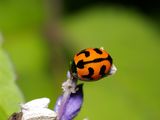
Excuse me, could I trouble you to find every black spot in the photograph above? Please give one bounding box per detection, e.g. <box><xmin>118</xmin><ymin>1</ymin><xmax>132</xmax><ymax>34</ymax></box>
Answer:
<box><xmin>82</xmin><ymin>67</ymin><xmax>94</xmax><ymax>79</ymax></box>
<box><xmin>92</xmin><ymin>58</ymin><xmax>106</xmax><ymax>63</ymax></box>
<box><xmin>77</xmin><ymin>60</ymin><xmax>85</xmax><ymax>69</ymax></box>
<box><xmin>77</xmin><ymin>49</ymin><xmax>90</xmax><ymax>57</ymax></box>
<box><xmin>93</xmin><ymin>48</ymin><xmax>103</xmax><ymax>54</ymax></box>
<box><xmin>77</xmin><ymin>57</ymin><xmax>112</xmax><ymax>68</ymax></box>
<box><xmin>107</xmin><ymin>54</ymin><xmax>113</xmax><ymax>64</ymax></box>
<box><xmin>76</xmin><ymin>55</ymin><xmax>112</xmax><ymax>69</ymax></box>
<box><xmin>99</xmin><ymin>65</ymin><xmax>106</xmax><ymax>77</ymax></box>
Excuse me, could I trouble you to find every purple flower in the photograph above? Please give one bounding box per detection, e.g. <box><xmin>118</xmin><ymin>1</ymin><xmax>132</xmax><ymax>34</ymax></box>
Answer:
<box><xmin>54</xmin><ymin>84</ymin><xmax>83</xmax><ymax>120</ymax></box>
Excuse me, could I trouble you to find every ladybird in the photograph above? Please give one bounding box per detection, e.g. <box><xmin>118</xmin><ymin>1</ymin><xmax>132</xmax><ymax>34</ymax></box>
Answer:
<box><xmin>70</xmin><ymin>48</ymin><xmax>113</xmax><ymax>81</ymax></box>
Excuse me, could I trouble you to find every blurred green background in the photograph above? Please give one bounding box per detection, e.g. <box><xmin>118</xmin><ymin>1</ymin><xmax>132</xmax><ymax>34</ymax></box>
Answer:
<box><xmin>0</xmin><ymin>0</ymin><xmax>160</xmax><ymax>119</ymax></box>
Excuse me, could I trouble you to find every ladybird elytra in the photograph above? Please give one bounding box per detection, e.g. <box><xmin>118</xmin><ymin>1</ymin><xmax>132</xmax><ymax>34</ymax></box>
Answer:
<box><xmin>70</xmin><ymin>48</ymin><xmax>113</xmax><ymax>81</ymax></box>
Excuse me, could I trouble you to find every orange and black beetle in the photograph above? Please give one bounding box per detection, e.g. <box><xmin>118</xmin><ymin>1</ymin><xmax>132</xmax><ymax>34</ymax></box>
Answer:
<box><xmin>70</xmin><ymin>48</ymin><xmax>113</xmax><ymax>81</ymax></box>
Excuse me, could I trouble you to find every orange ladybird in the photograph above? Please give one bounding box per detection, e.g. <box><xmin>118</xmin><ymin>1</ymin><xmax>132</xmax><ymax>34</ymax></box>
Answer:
<box><xmin>70</xmin><ymin>48</ymin><xmax>113</xmax><ymax>81</ymax></box>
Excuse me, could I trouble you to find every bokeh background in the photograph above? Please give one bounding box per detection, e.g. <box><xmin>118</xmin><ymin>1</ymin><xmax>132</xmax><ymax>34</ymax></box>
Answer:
<box><xmin>0</xmin><ymin>0</ymin><xmax>160</xmax><ymax>119</ymax></box>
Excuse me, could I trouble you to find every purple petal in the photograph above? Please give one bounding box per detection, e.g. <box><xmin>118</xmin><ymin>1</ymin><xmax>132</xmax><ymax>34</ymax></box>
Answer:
<box><xmin>54</xmin><ymin>95</ymin><xmax>63</xmax><ymax>113</ymax></box>
<box><xmin>54</xmin><ymin>84</ymin><xmax>83</xmax><ymax>120</ymax></box>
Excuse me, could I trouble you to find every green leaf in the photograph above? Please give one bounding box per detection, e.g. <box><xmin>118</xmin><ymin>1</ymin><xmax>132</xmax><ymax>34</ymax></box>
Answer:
<box><xmin>0</xmin><ymin>47</ymin><xmax>24</xmax><ymax>119</ymax></box>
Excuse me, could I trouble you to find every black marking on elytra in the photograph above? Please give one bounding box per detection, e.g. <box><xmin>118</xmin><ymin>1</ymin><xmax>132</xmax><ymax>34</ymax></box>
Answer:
<box><xmin>77</xmin><ymin>60</ymin><xmax>85</xmax><ymax>68</ymax></box>
<box><xmin>82</xmin><ymin>67</ymin><xmax>94</xmax><ymax>79</ymax></box>
<box><xmin>77</xmin><ymin>49</ymin><xmax>90</xmax><ymax>57</ymax></box>
<box><xmin>99</xmin><ymin>65</ymin><xmax>106</xmax><ymax>77</ymax></box>
<box><xmin>76</xmin><ymin>55</ymin><xmax>112</xmax><ymax>69</ymax></box>
<box><xmin>93</xmin><ymin>48</ymin><xmax>103</xmax><ymax>54</ymax></box>
<box><xmin>107</xmin><ymin>54</ymin><xmax>113</xmax><ymax>64</ymax></box>
<box><xmin>92</xmin><ymin>58</ymin><xmax>106</xmax><ymax>63</ymax></box>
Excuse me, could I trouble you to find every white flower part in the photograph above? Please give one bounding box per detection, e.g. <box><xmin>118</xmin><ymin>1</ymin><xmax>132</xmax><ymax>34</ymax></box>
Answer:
<box><xmin>21</xmin><ymin>98</ymin><xmax>57</xmax><ymax>120</ymax></box>
<box><xmin>108</xmin><ymin>64</ymin><xmax>117</xmax><ymax>75</ymax></box>
<box><xmin>62</xmin><ymin>79</ymin><xmax>76</xmax><ymax>93</ymax></box>
<box><xmin>21</xmin><ymin>98</ymin><xmax>50</xmax><ymax>112</ymax></box>
<box><xmin>62</xmin><ymin>71</ymin><xmax>77</xmax><ymax>93</ymax></box>
<box><xmin>67</xmin><ymin>70</ymin><xmax>71</xmax><ymax>79</ymax></box>
<box><xmin>100</xmin><ymin>47</ymin><xmax>104</xmax><ymax>50</ymax></box>
<box><xmin>22</xmin><ymin>108</ymin><xmax>57</xmax><ymax>120</ymax></box>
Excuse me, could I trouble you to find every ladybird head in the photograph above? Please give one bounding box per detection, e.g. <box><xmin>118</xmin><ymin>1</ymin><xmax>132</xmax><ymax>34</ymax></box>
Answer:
<box><xmin>69</xmin><ymin>60</ymin><xmax>78</xmax><ymax>79</ymax></box>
